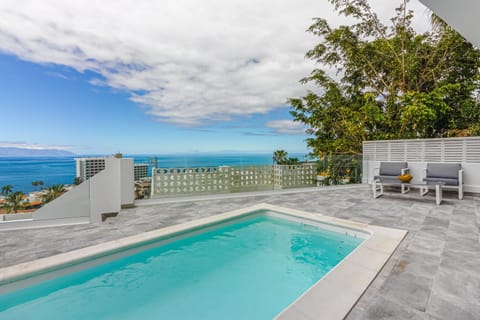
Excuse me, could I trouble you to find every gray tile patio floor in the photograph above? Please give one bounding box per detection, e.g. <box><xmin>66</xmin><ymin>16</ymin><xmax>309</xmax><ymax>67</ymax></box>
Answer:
<box><xmin>1</xmin><ymin>185</ymin><xmax>479</xmax><ymax>319</ymax></box>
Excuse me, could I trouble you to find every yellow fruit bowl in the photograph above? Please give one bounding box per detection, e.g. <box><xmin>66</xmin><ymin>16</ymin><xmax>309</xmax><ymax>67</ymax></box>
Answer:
<box><xmin>398</xmin><ymin>174</ymin><xmax>413</xmax><ymax>183</ymax></box>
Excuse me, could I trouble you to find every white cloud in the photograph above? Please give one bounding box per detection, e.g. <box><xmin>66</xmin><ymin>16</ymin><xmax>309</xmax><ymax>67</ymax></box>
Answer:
<box><xmin>45</xmin><ymin>71</ymin><xmax>69</xmax><ymax>80</ymax></box>
<box><xmin>0</xmin><ymin>0</ymin><xmax>430</xmax><ymax>126</ymax></box>
<box><xmin>265</xmin><ymin>120</ymin><xmax>306</xmax><ymax>135</ymax></box>
<box><xmin>0</xmin><ymin>141</ymin><xmax>74</xmax><ymax>150</ymax></box>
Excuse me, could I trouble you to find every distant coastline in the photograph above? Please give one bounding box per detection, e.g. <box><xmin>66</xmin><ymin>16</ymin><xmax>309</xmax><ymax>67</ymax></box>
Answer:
<box><xmin>0</xmin><ymin>147</ymin><xmax>75</xmax><ymax>157</ymax></box>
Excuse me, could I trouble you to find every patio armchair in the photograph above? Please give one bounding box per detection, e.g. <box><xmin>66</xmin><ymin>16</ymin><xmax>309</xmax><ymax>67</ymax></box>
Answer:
<box><xmin>423</xmin><ymin>163</ymin><xmax>463</xmax><ymax>200</ymax></box>
<box><xmin>373</xmin><ymin>162</ymin><xmax>409</xmax><ymax>193</ymax></box>
<box><xmin>374</xmin><ymin>162</ymin><xmax>409</xmax><ymax>181</ymax></box>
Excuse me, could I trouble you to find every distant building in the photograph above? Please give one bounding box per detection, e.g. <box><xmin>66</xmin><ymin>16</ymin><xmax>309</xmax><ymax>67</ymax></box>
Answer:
<box><xmin>75</xmin><ymin>157</ymin><xmax>106</xmax><ymax>181</ymax></box>
<box><xmin>134</xmin><ymin>163</ymin><xmax>149</xmax><ymax>181</ymax></box>
<box><xmin>76</xmin><ymin>156</ymin><xmax>146</xmax><ymax>182</ymax></box>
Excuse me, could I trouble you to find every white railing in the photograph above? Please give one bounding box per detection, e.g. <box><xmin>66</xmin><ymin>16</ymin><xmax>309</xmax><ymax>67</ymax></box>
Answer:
<box><xmin>274</xmin><ymin>164</ymin><xmax>317</xmax><ymax>189</ymax></box>
<box><xmin>152</xmin><ymin>167</ymin><xmax>232</xmax><ymax>195</ymax></box>
<box><xmin>363</xmin><ymin>136</ymin><xmax>480</xmax><ymax>192</ymax></box>
<box><xmin>151</xmin><ymin>164</ymin><xmax>317</xmax><ymax>197</ymax></box>
<box><xmin>230</xmin><ymin>165</ymin><xmax>274</xmax><ymax>192</ymax></box>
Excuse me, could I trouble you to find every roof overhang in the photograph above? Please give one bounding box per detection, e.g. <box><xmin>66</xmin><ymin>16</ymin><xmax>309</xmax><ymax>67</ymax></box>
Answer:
<box><xmin>419</xmin><ymin>0</ymin><xmax>480</xmax><ymax>47</ymax></box>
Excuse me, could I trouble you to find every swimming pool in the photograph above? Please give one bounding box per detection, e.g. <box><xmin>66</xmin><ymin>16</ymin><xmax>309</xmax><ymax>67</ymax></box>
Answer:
<box><xmin>0</xmin><ymin>204</ymin><xmax>406</xmax><ymax>319</ymax></box>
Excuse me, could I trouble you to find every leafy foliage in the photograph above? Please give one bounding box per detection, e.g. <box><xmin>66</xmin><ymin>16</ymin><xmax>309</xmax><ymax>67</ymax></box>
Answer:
<box><xmin>289</xmin><ymin>0</ymin><xmax>480</xmax><ymax>156</ymax></box>
<box><xmin>317</xmin><ymin>154</ymin><xmax>362</xmax><ymax>185</ymax></box>
<box><xmin>31</xmin><ymin>180</ymin><xmax>44</xmax><ymax>191</ymax></box>
<box><xmin>272</xmin><ymin>150</ymin><xmax>300</xmax><ymax>165</ymax></box>
<box><xmin>42</xmin><ymin>184</ymin><xmax>66</xmax><ymax>204</ymax></box>
<box><xmin>5</xmin><ymin>191</ymin><xmax>26</xmax><ymax>213</ymax></box>
<box><xmin>1</xmin><ymin>185</ymin><xmax>13</xmax><ymax>196</ymax></box>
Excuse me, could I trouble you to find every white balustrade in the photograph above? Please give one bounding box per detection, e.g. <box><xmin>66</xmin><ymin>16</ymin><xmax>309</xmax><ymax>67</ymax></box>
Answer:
<box><xmin>151</xmin><ymin>163</ymin><xmax>317</xmax><ymax>197</ymax></box>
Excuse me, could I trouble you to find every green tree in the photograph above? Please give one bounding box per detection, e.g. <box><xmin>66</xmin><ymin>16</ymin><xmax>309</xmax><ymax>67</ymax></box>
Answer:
<box><xmin>272</xmin><ymin>150</ymin><xmax>300</xmax><ymax>165</ymax></box>
<box><xmin>289</xmin><ymin>0</ymin><xmax>480</xmax><ymax>156</ymax></box>
<box><xmin>41</xmin><ymin>185</ymin><xmax>66</xmax><ymax>204</ymax></box>
<box><xmin>284</xmin><ymin>157</ymin><xmax>300</xmax><ymax>165</ymax></box>
<box><xmin>273</xmin><ymin>150</ymin><xmax>288</xmax><ymax>164</ymax></box>
<box><xmin>5</xmin><ymin>191</ymin><xmax>26</xmax><ymax>213</ymax></box>
<box><xmin>1</xmin><ymin>185</ymin><xmax>13</xmax><ymax>196</ymax></box>
<box><xmin>318</xmin><ymin>154</ymin><xmax>362</xmax><ymax>185</ymax></box>
<box><xmin>32</xmin><ymin>180</ymin><xmax>44</xmax><ymax>191</ymax></box>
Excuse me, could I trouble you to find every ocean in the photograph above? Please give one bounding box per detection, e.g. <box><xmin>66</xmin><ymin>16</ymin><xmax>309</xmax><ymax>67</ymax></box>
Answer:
<box><xmin>0</xmin><ymin>153</ymin><xmax>307</xmax><ymax>194</ymax></box>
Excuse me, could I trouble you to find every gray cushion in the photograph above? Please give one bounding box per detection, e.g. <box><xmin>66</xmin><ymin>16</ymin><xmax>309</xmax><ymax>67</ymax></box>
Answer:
<box><xmin>426</xmin><ymin>163</ymin><xmax>461</xmax><ymax>179</ymax></box>
<box><xmin>424</xmin><ymin>177</ymin><xmax>459</xmax><ymax>186</ymax></box>
<box><xmin>374</xmin><ymin>176</ymin><xmax>402</xmax><ymax>183</ymax></box>
<box><xmin>379</xmin><ymin>162</ymin><xmax>408</xmax><ymax>176</ymax></box>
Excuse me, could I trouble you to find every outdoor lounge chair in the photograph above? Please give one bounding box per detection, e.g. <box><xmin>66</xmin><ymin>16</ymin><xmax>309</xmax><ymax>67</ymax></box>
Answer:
<box><xmin>373</xmin><ymin>162</ymin><xmax>409</xmax><ymax>182</ymax></box>
<box><xmin>373</xmin><ymin>162</ymin><xmax>409</xmax><ymax>193</ymax></box>
<box><xmin>423</xmin><ymin>163</ymin><xmax>463</xmax><ymax>200</ymax></box>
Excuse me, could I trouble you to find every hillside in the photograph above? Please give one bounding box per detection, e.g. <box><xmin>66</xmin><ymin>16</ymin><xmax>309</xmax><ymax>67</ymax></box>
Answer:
<box><xmin>0</xmin><ymin>147</ymin><xmax>75</xmax><ymax>157</ymax></box>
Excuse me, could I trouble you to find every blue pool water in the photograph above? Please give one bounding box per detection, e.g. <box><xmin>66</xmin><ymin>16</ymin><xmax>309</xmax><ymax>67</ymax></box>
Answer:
<box><xmin>0</xmin><ymin>215</ymin><xmax>363</xmax><ymax>320</ymax></box>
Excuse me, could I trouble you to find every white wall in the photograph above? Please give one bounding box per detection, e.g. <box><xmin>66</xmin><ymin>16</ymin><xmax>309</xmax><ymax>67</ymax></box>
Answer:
<box><xmin>35</xmin><ymin>181</ymin><xmax>91</xmax><ymax>221</ymax></box>
<box><xmin>0</xmin><ymin>157</ymin><xmax>135</xmax><ymax>230</ymax></box>
<box><xmin>89</xmin><ymin>157</ymin><xmax>121</xmax><ymax>222</ymax></box>
<box><xmin>88</xmin><ymin>157</ymin><xmax>135</xmax><ymax>222</ymax></box>
<box><xmin>0</xmin><ymin>182</ymin><xmax>91</xmax><ymax>230</ymax></box>
<box><xmin>120</xmin><ymin>158</ymin><xmax>135</xmax><ymax>206</ymax></box>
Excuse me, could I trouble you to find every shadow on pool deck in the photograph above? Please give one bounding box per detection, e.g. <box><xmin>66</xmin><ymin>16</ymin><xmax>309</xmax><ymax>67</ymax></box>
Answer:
<box><xmin>1</xmin><ymin>185</ymin><xmax>479</xmax><ymax>319</ymax></box>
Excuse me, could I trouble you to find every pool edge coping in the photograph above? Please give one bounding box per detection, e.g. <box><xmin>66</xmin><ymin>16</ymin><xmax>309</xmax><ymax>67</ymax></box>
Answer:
<box><xmin>0</xmin><ymin>203</ymin><xmax>407</xmax><ymax>320</ymax></box>
<box><xmin>274</xmin><ymin>207</ymin><xmax>407</xmax><ymax>319</ymax></box>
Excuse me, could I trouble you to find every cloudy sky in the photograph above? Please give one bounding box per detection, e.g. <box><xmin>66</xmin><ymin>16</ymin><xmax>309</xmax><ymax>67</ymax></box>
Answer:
<box><xmin>0</xmin><ymin>0</ymin><xmax>430</xmax><ymax>155</ymax></box>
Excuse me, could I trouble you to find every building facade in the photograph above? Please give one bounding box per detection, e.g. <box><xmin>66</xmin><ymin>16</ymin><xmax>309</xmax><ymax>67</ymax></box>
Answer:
<box><xmin>134</xmin><ymin>163</ymin><xmax>149</xmax><ymax>181</ymax></box>
<box><xmin>75</xmin><ymin>157</ymin><xmax>106</xmax><ymax>181</ymax></box>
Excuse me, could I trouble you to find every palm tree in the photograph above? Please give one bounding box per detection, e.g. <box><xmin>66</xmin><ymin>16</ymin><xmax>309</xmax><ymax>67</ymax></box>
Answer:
<box><xmin>1</xmin><ymin>185</ymin><xmax>13</xmax><ymax>196</ymax></box>
<box><xmin>273</xmin><ymin>150</ymin><xmax>288</xmax><ymax>165</ymax></box>
<box><xmin>32</xmin><ymin>180</ymin><xmax>45</xmax><ymax>191</ymax></box>
<box><xmin>51</xmin><ymin>184</ymin><xmax>66</xmax><ymax>193</ymax></box>
<box><xmin>42</xmin><ymin>185</ymin><xmax>66</xmax><ymax>204</ymax></box>
<box><xmin>5</xmin><ymin>191</ymin><xmax>26</xmax><ymax>213</ymax></box>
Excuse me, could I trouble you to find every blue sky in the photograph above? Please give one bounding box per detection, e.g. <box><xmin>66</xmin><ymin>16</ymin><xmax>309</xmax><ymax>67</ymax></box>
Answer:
<box><xmin>0</xmin><ymin>54</ymin><xmax>309</xmax><ymax>155</ymax></box>
<box><xmin>0</xmin><ymin>0</ymin><xmax>428</xmax><ymax>156</ymax></box>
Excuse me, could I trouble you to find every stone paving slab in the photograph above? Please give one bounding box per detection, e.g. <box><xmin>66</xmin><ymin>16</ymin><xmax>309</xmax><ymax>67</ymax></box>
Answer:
<box><xmin>1</xmin><ymin>185</ymin><xmax>479</xmax><ymax>319</ymax></box>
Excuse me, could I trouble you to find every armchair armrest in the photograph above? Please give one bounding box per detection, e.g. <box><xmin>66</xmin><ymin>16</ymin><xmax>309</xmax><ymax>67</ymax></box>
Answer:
<box><xmin>374</xmin><ymin>167</ymin><xmax>380</xmax><ymax>175</ymax></box>
<box><xmin>458</xmin><ymin>169</ymin><xmax>464</xmax><ymax>200</ymax></box>
<box><xmin>401</xmin><ymin>168</ymin><xmax>409</xmax><ymax>175</ymax></box>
